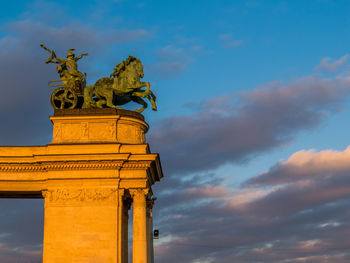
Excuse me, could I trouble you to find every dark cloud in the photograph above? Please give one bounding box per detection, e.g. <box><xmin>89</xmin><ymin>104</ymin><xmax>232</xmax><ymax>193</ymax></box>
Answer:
<box><xmin>0</xmin><ymin>13</ymin><xmax>152</xmax><ymax>262</ymax></box>
<box><xmin>0</xmin><ymin>17</ymin><xmax>153</xmax><ymax>145</ymax></box>
<box><xmin>2</xmin><ymin>6</ymin><xmax>350</xmax><ymax>263</ymax></box>
<box><xmin>0</xmin><ymin>199</ymin><xmax>43</xmax><ymax>263</ymax></box>
<box><xmin>149</xmin><ymin>75</ymin><xmax>350</xmax><ymax>176</ymax></box>
<box><xmin>154</xmin><ymin>193</ymin><xmax>350</xmax><ymax>262</ymax></box>
<box><xmin>152</xmin><ymin>147</ymin><xmax>350</xmax><ymax>262</ymax></box>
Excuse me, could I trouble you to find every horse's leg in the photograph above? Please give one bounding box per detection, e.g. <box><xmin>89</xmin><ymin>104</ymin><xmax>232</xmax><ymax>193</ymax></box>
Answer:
<box><xmin>148</xmin><ymin>91</ymin><xmax>157</xmax><ymax>111</ymax></box>
<box><xmin>82</xmin><ymin>85</ymin><xmax>96</xmax><ymax>108</ymax></box>
<box><xmin>132</xmin><ymin>88</ymin><xmax>148</xmax><ymax>98</ymax></box>
<box><xmin>132</xmin><ymin>96</ymin><xmax>148</xmax><ymax>113</ymax></box>
<box><xmin>96</xmin><ymin>98</ymin><xmax>106</xmax><ymax>108</ymax></box>
<box><xmin>131</xmin><ymin>89</ymin><xmax>157</xmax><ymax>111</ymax></box>
<box><xmin>104</xmin><ymin>90</ymin><xmax>118</xmax><ymax>108</ymax></box>
<box><xmin>143</xmin><ymin>82</ymin><xmax>150</xmax><ymax>94</ymax></box>
<box><xmin>132</xmin><ymin>82</ymin><xmax>150</xmax><ymax>97</ymax></box>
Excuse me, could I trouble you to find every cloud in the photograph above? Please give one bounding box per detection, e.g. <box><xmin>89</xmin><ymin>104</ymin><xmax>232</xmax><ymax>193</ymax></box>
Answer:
<box><xmin>314</xmin><ymin>55</ymin><xmax>349</xmax><ymax>72</ymax></box>
<box><xmin>149</xmin><ymin>69</ymin><xmax>350</xmax><ymax>261</ymax></box>
<box><xmin>0</xmin><ymin>16</ymin><xmax>153</xmax><ymax>145</ymax></box>
<box><xmin>240</xmin><ymin>146</ymin><xmax>350</xmax><ymax>217</ymax></box>
<box><xmin>2</xmin><ymin>5</ymin><xmax>350</xmax><ymax>263</ymax></box>
<box><xmin>246</xmin><ymin>146</ymin><xmax>350</xmax><ymax>187</ymax></box>
<box><xmin>0</xmin><ymin>15</ymin><xmax>152</xmax><ymax>262</ymax></box>
<box><xmin>152</xmin><ymin>145</ymin><xmax>350</xmax><ymax>263</ymax></box>
<box><xmin>219</xmin><ymin>33</ymin><xmax>243</xmax><ymax>48</ymax></box>
<box><xmin>148</xmin><ymin>45</ymin><xmax>193</xmax><ymax>79</ymax></box>
<box><xmin>149</xmin><ymin>74</ymin><xmax>350</xmax><ymax>176</ymax></box>
<box><xmin>0</xmin><ymin>200</ymin><xmax>43</xmax><ymax>263</ymax></box>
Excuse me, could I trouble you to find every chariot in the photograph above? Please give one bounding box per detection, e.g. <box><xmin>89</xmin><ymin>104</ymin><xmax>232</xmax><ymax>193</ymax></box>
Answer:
<box><xmin>49</xmin><ymin>75</ymin><xmax>86</xmax><ymax>109</ymax></box>
<box><xmin>42</xmin><ymin>44</ymin><xmax>157</xmax><ymax>113</ymax></box>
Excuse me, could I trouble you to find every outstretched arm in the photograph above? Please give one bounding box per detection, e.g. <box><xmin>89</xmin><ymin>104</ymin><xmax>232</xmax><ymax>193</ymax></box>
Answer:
<box><xmin>40</xmin><ymin>44</ymin><xmax>63</xmax><ymax>64</ymax></box>
<box><xmin>75</xmin><ymin>53</ymin><xmax>88</xmax><ymax>61</ymax></box>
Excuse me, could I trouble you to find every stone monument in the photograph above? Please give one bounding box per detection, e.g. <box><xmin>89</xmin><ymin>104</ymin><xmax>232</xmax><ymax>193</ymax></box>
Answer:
<box><xmin>0</xmin><ymin>47</ymin><xmax>163</xmax><ymax>263</ymax></box>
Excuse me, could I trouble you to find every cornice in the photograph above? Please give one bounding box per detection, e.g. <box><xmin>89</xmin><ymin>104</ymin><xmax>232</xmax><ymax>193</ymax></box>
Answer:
<box><xmin>0</xmin><ymin>160</ymin><xmax>124</xmax><ymax>172</ymax></box>
<box><xmin>0</xmin><ymin>159</ymin><xmax>155</xmax><ymax>173</ymax></box>
<box><xmin>121</xmin><ymin>161</ymin><xmax>152</xmax><ymax>170</ymax></box>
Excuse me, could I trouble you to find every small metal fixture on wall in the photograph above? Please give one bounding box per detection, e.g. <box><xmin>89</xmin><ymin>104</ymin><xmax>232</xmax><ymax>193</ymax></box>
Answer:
<box><xmin>153</xmin><ymin>229</ymin><xmax>159</xmax><ymax>239</ymax></box>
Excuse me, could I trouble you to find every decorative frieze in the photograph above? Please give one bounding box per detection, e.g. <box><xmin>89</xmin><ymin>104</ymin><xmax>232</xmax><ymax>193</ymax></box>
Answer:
<box><xmin>0</xmin><ymin>160</ymin><xmax>124</xmax><ymax>172</ymax></box>
<box><xmin>122</xmin><ymin>161</ymin><xmax>152</xmax><ymax>170</ymax></box>
<box><xmin>43</xmin><ymin>188</ymin><xmax>118</xmax><ymax>204</ymax></box>
<box><xmin>52</xmin><ymin>118</ymin><xmax>118</xmax><ymax>144</ymax></box>
<box><xmin>50</xmin><ymin>114</ymin><xmax>148</xmax><ymax>145</ymax></box>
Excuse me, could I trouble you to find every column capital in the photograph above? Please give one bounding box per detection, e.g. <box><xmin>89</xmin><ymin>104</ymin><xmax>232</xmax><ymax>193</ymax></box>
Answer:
<box><xmin>42</xmin><ymin>190</ymin><xmax>49</xmax><ymax>199</ymax></box>
<box><xmin>146</xmin><ymin>197</ymin><xmax>156</xmax><ymax>209</ymax></box>
<box><xmin>130</xmin><ymin>188</ymin><xmax>150</xmax><ymax>199</ymax></box>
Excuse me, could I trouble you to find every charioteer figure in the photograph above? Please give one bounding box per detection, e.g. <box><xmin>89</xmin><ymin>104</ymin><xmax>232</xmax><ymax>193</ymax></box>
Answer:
<box><xmin>41</xmin><ymin>45</ymin><xmax>157</xmax><ymax>113</ymax></box>
<box><xmin>41</xmin><ymin>44</ymin><xmax>88</xmax><ymax>109</ymax></box>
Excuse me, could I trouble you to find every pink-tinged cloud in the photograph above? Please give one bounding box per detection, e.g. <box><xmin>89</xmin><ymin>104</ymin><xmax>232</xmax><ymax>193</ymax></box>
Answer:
<box><xmin>152</xmin><ymin>143</ymin><xmax>350</xmax><ymax>263</ymax></box>
<box><xmin>149</xmin><ymin>74</ymin><xmax>350</xmax><ymax>175</ymax></box>
<box><xmin>236</xmin><ymin>146</ymin><xmax>350</xmax><ymax>219</ymax></box>
<box><xmin>314</xmin><ymin>54</ymin><xmax>349</xmax><ymax>72</ymax></box>
<box><xmin>246</xmin><ymin>146</ymin><xmax>350</xmax><ymax>186</ymax></box>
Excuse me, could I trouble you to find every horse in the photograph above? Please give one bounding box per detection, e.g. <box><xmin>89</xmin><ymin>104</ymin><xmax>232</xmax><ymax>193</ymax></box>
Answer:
<box><xmin>83</xmin><ymin>56</ymin><xmax>157</xmax><ymax>113</ymax></box>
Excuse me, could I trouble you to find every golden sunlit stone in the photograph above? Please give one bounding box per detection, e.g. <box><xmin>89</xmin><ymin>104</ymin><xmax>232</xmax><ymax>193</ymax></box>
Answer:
<box><xmin>0</xmin><ymin>109</ymin><xmax>163</xmax><ymax>263</ymax></box>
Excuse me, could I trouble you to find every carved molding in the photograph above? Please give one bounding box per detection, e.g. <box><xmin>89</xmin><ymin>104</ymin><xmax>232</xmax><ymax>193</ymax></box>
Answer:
<box><xmin>43</xmin><ymin>188</ymin><xmax>118</xmax><ymax>204</ymax></box>
<box><xmin>0</xmin><ymin>159</ymin><xmax>155</xmax><ymax>174</ymax></box>
<box><xmin>122</xmin><ymin>161</ymin><xmax>152</xmax><ymax>170</ymax></box>
<box><xmin>0</xmin><ymin>160</ymin><xmax>124</xmax><ymax>172</ymax></box>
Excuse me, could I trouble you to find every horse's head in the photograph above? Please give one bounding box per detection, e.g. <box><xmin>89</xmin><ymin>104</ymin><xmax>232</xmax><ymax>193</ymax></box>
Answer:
<box><xmin>114</xmin><ymin>57</ymin><xmax>144</xmax><ymax>84</ymax></box>
<box><xmin>133</xmin><ymin>59</ymin><xmax>144</xmax><ymax>78</ymax></box>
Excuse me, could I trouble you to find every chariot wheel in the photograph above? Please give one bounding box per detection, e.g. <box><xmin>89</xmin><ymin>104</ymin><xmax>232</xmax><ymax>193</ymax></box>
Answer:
<box><xmin>50</xmin><ymin>87</ymin><xmax>78</xmax><ymax>109</ymax></box>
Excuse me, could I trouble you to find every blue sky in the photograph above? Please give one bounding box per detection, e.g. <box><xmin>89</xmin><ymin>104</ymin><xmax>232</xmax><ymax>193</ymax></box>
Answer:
<box><xmin>1</xmin><ymin>0</ymin><xmax>350</xmax><ymax>262</ymax></box>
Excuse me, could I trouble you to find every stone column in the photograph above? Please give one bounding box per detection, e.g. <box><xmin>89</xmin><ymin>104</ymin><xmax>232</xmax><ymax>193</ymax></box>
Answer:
<box><xmin>123</xmin><ymin>192</ymin><xmax>132</xmax><ymax>263</ymax></box>
<box><xmin>146</xmin><ymin>199</ymin><xmax>155</xmax><ymax>263</ymax></box>
<box><xmin>131</xmin><ymin>189</ymin><xmax>149</xmax><ymax>263</ymax></box>
<box><xmin>118</xmin><ymin>190</ymin><xmax>131</xmax><ymax>263</ymax></box>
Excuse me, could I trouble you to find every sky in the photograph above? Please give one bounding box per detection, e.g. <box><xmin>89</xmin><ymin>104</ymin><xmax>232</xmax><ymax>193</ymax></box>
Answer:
<box><xmin>1</xmin><ymin>0</ymin><xmax>350</xmax><ymax>262</ymax></box>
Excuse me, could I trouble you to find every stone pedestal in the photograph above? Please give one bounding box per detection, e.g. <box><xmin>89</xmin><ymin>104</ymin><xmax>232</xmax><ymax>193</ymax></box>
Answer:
<box><xmin>0</xmin><ymin>109</ymin><xmax>163</xmax><ymax>263</ymax></box>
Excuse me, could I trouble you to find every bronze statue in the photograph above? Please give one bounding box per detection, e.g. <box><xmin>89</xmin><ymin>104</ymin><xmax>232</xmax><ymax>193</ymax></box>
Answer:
<box><xmin>83</xmin><ymin>56</ymin><xmax>157</xmax><ymax>113</ymax></box>
<box><xmin>41</xmin><ymin>45</ymin><xmax>157</xmax><ymax>113</ymax></box>
<box><xmin>41</xmin><ymin>44</ymin><xmax>87</xmax><ymax>109</ymax></box>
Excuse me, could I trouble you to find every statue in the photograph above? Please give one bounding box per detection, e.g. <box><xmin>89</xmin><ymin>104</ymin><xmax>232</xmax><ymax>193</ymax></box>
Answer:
<box><xmin>41</xmin><ymin>44</ymin><xmax>88</xmax><ymax>109</ymax></box>
<box><xmin>83</xmin><ymin>56</ymin><xmax>157</xmax><ymax>113</ymax></box>
<box><xmin>41</xmin><ymin>45</ymin><xmax>157</xmax><ymax>113</ymax></box>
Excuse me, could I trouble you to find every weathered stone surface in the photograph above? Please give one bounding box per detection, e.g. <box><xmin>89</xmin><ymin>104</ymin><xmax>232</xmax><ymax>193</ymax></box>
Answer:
<box><xmin>50</xmin><ymin>109</ymin><xmax>148</xmax><ymax>144</ymax></box>
<box><xmin>0</xmin><ymin>110</ymin><xmax>162</xmax><ymax>263</ymax></box>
